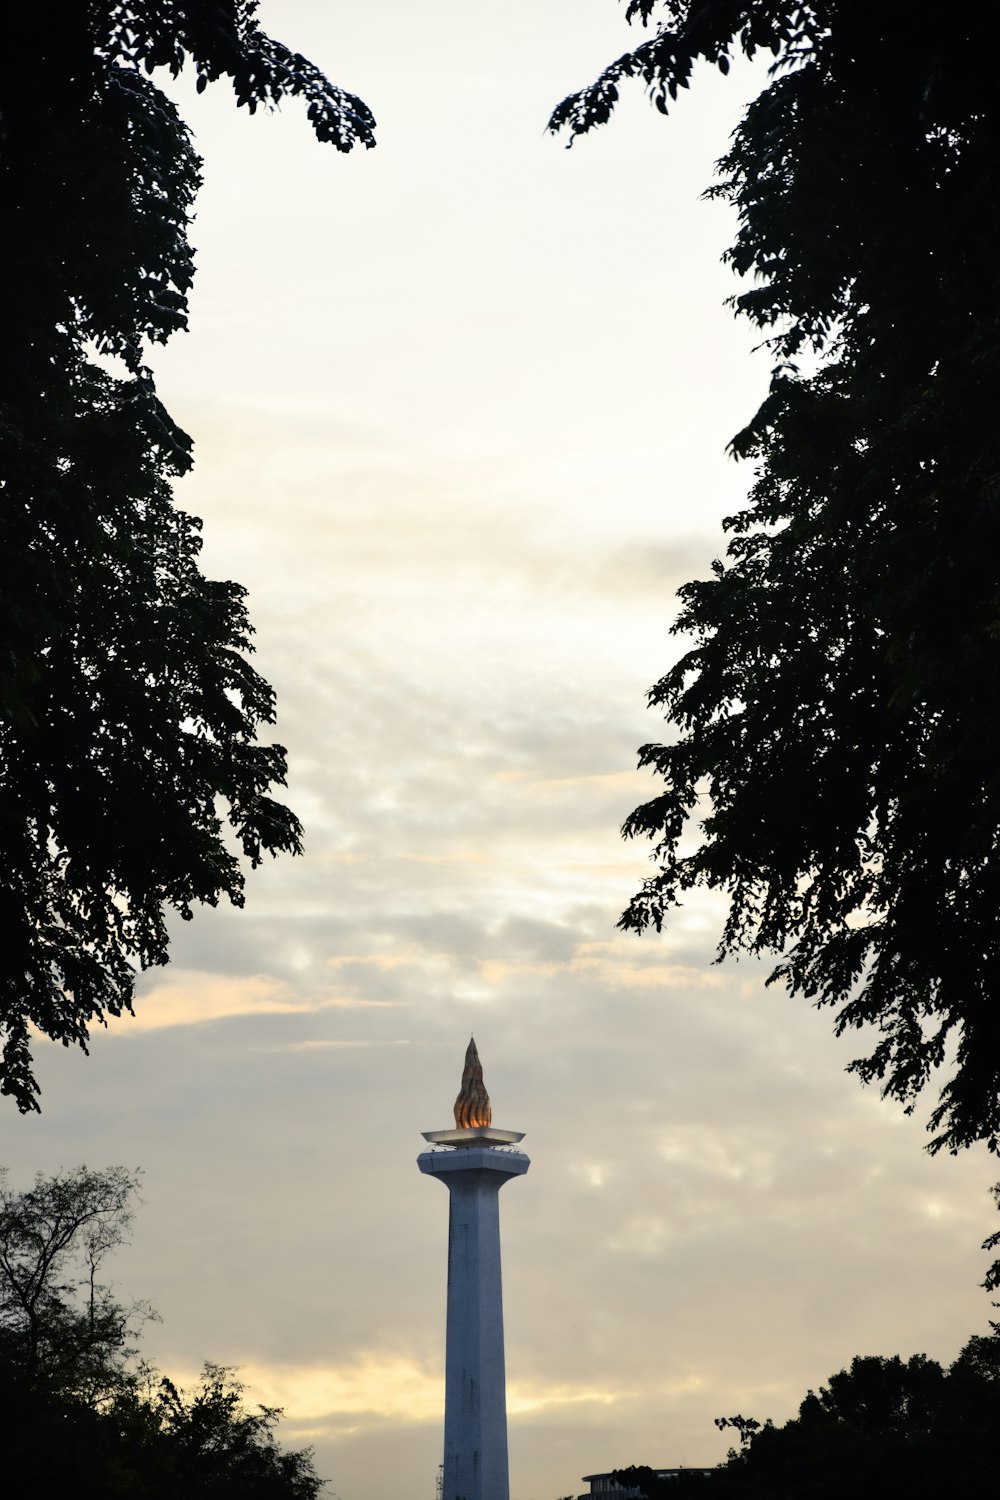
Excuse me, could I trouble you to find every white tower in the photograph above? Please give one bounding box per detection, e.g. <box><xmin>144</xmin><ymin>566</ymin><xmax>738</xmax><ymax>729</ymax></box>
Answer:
<box><xmin>419</xmin><ymin>1038</ymin><xmax>529</xmax><ymax>1500</ymax></box>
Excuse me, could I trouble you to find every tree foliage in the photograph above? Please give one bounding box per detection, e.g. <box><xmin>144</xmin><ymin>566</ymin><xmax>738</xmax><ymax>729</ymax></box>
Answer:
<box><xmin>0</xmin><ymin>1164</ymin><xmax>148</xmax><ymax>1402</ymax></box>
<box><xmin>716</xmin><ymin>1343</ymin><xmax>1000</xmax><ymax>1496</ymax></box>
<box><xmin>0</xmin><ymin>1359</ymin><xmax>325</xmax><ymax>1499</ymax></box>
<box><xmin>0</xmin><ymin>4</ymin><xmax>374</xmax><ymax>1111</ymax></box>
<box><xmin>611</xmin><ymin>1466</ymin><xmax>712</xmax><ymax>1499</ymax></box>
<box><xmin>551</xmin><ymin>2</ymin><xmax>1000</xmax><ymax>1155</ymax></box>
<box><xmin>615</xmin><ymin>1336</ymin><xmax>1000</xmax><ymax>1498</ymax></box>
<box><xmin>0</xmin><ymin>1166</ymin><xmax>323</xmax><ymax>1497</ymax></box>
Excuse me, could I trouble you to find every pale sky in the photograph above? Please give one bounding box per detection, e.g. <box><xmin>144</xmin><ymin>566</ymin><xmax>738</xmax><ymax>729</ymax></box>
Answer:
<box><xmin>9</xmin><ymin>5</ymin><xmax>998</xmax><ymax>1500</ymax></box>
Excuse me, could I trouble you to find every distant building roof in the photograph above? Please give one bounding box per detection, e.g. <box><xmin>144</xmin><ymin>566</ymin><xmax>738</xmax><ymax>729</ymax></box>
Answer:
<box><xmin>580</xmin><ymin>1470</ymin><xmax>714</xmax><ymax>1498</ymax></box>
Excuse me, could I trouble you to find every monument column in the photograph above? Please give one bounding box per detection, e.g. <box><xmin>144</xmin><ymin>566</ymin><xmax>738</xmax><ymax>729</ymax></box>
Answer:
<box><xmin>418</xmin><ymin>1039</ymin><xmax>529</xmax><ymax>1500</ymax></box>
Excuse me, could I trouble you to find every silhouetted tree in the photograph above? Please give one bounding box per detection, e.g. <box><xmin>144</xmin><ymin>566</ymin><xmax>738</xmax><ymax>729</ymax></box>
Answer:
<box><xmin>0</xmin><ymin>1166</ymin><xmax>324</xmax><ymax>1497</ymax></box>
<box><xmin>0</xmin><ymin>1165</ymin><xmax>148</xmax><ymax>1402</ymax></box>
<box><xmin>551</xmin><ymin>3</ymin><xmax>1000</xmax><ymax>1162</ymax></box>
<box><xmin>615</xmin><ymin>1334</ymin><xmax>1000</xmax><ymax>1498</ymax></box>
<box><xmin>611</xmin><ymin>1465</ymin><xmax>711</xmax><ymax>1498</ymax></box>
<box><xmin>148</xmin><ymin>1363</ymin><xmax>324</xmax><ymax>1499</ymax></box>
<box><xmin>0</xmin><ymin>1360</ymin><xmax>325</xmax><ymax>1499</ymax></box>
<box><xmin>0</xmin><ymin>4</ymin><xmax>374</xmax><ymax>1111</ymax></box>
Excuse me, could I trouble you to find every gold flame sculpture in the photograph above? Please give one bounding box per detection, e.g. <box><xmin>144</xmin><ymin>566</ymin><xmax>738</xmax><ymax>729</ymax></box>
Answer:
<box><xmin>454</xmin><ymin>1036</ymin><xmax>492</xmax><ymax>1128</ymax></box>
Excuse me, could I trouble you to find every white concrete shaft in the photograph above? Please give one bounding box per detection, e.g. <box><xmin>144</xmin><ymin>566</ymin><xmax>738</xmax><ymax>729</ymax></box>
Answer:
<box><xmin>419</xmin><ymin>1146</ymin><xmax>529</xmax><ymax>1500</ymax></box>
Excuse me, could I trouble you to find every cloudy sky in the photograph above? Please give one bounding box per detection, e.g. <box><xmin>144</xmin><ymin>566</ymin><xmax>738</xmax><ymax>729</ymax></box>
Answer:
<box><xmin>9</xmin><ymin>4</ymin><xmax>999</xmax><ymax>1498</ymax></box>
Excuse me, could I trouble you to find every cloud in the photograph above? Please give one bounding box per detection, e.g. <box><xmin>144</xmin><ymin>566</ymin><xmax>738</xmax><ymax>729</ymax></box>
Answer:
<box><xmin>15</xmin><ymin>18</ymin><xmax>999</xmax><ymax>1500</ymax></box>
<box><xmin>261</xmin><ymin>1038</ymin><xmax>422</xmax><ymax>1053</ymax></box>
<box><xmin>163</xmin><ymin>1351</ymin><xmax>705</xmax><ymax>1439</ymax></box>
<box><xmin>112</xmin><ymin>973</ymin><xmax>308</xmax><ymax>1032</ymax></box>
<box><xmin>116</xmin><ymin>971</ymin><xmax>406</xmax><ymax>1032</ymax></box>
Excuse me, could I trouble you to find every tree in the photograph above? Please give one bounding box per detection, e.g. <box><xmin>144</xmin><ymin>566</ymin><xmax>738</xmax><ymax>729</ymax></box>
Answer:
<box><xmin>550</xmin><ymin>3</ymin><xmax>1000</xmax><ymax>1157</ymax></box>
<box><xmin>0</xmin><ymin>1359</ymin><xmax>326</xmax><ymax>1499</ymax></box>
<box><xmin>0</xmin><ymin>1166</ymin><xmax>324</xmax><ymax>1498</ymax></box>
<box><xmin>613</xmin><ymin>1334</ymin><xmax>1000</xmax><ymax>1498</ymax></box>
<box><xmin>611</xmin><ymin>1466</ymin><xmax>711</xmax><ymax>1498</ymax></box>
<box><xmin>0</xmin><ymin>1165</ymin><xmax>148</xmax><ymax>1400</ymax></box>
<box><xmin>720</xmin><ymin>1342</ymin><xmax>1000</xmax><ymax>1495</ymax></box>
<box><xmin>150</xmin><ymin>1364</ymin><xmax>324</xmax><ymax>1499</ymax></box>
<box><xmin>0</xmin><ymin>4</ymin><xmax>375</xmax><ymax>1112</ymax></box>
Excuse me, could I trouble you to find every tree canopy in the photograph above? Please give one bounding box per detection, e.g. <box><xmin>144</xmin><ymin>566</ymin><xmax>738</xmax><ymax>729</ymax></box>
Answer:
<box><xmin>0</xmin><ymin>3</ymin><xmax>374</xmax><ymax>1111</ymax></box>
<box><xmin>0</xmin><ymin>1165</ymin><xmax>323</xmax><ymax>1498</ymax></box>
<box><xmin>0</xmin><ymin>1164</ymin><xmax>146</xmax><ymax>1402</ymax></box>
<box><xmin>551</xmin><ymin>2</ymin><xmax>1000</xmax><ymax>1156</ymax></box>
<box><xmin>614</xmin><ymin>1334</ymin><xmax>1000</xmax><ymax>1498</ymax></box>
